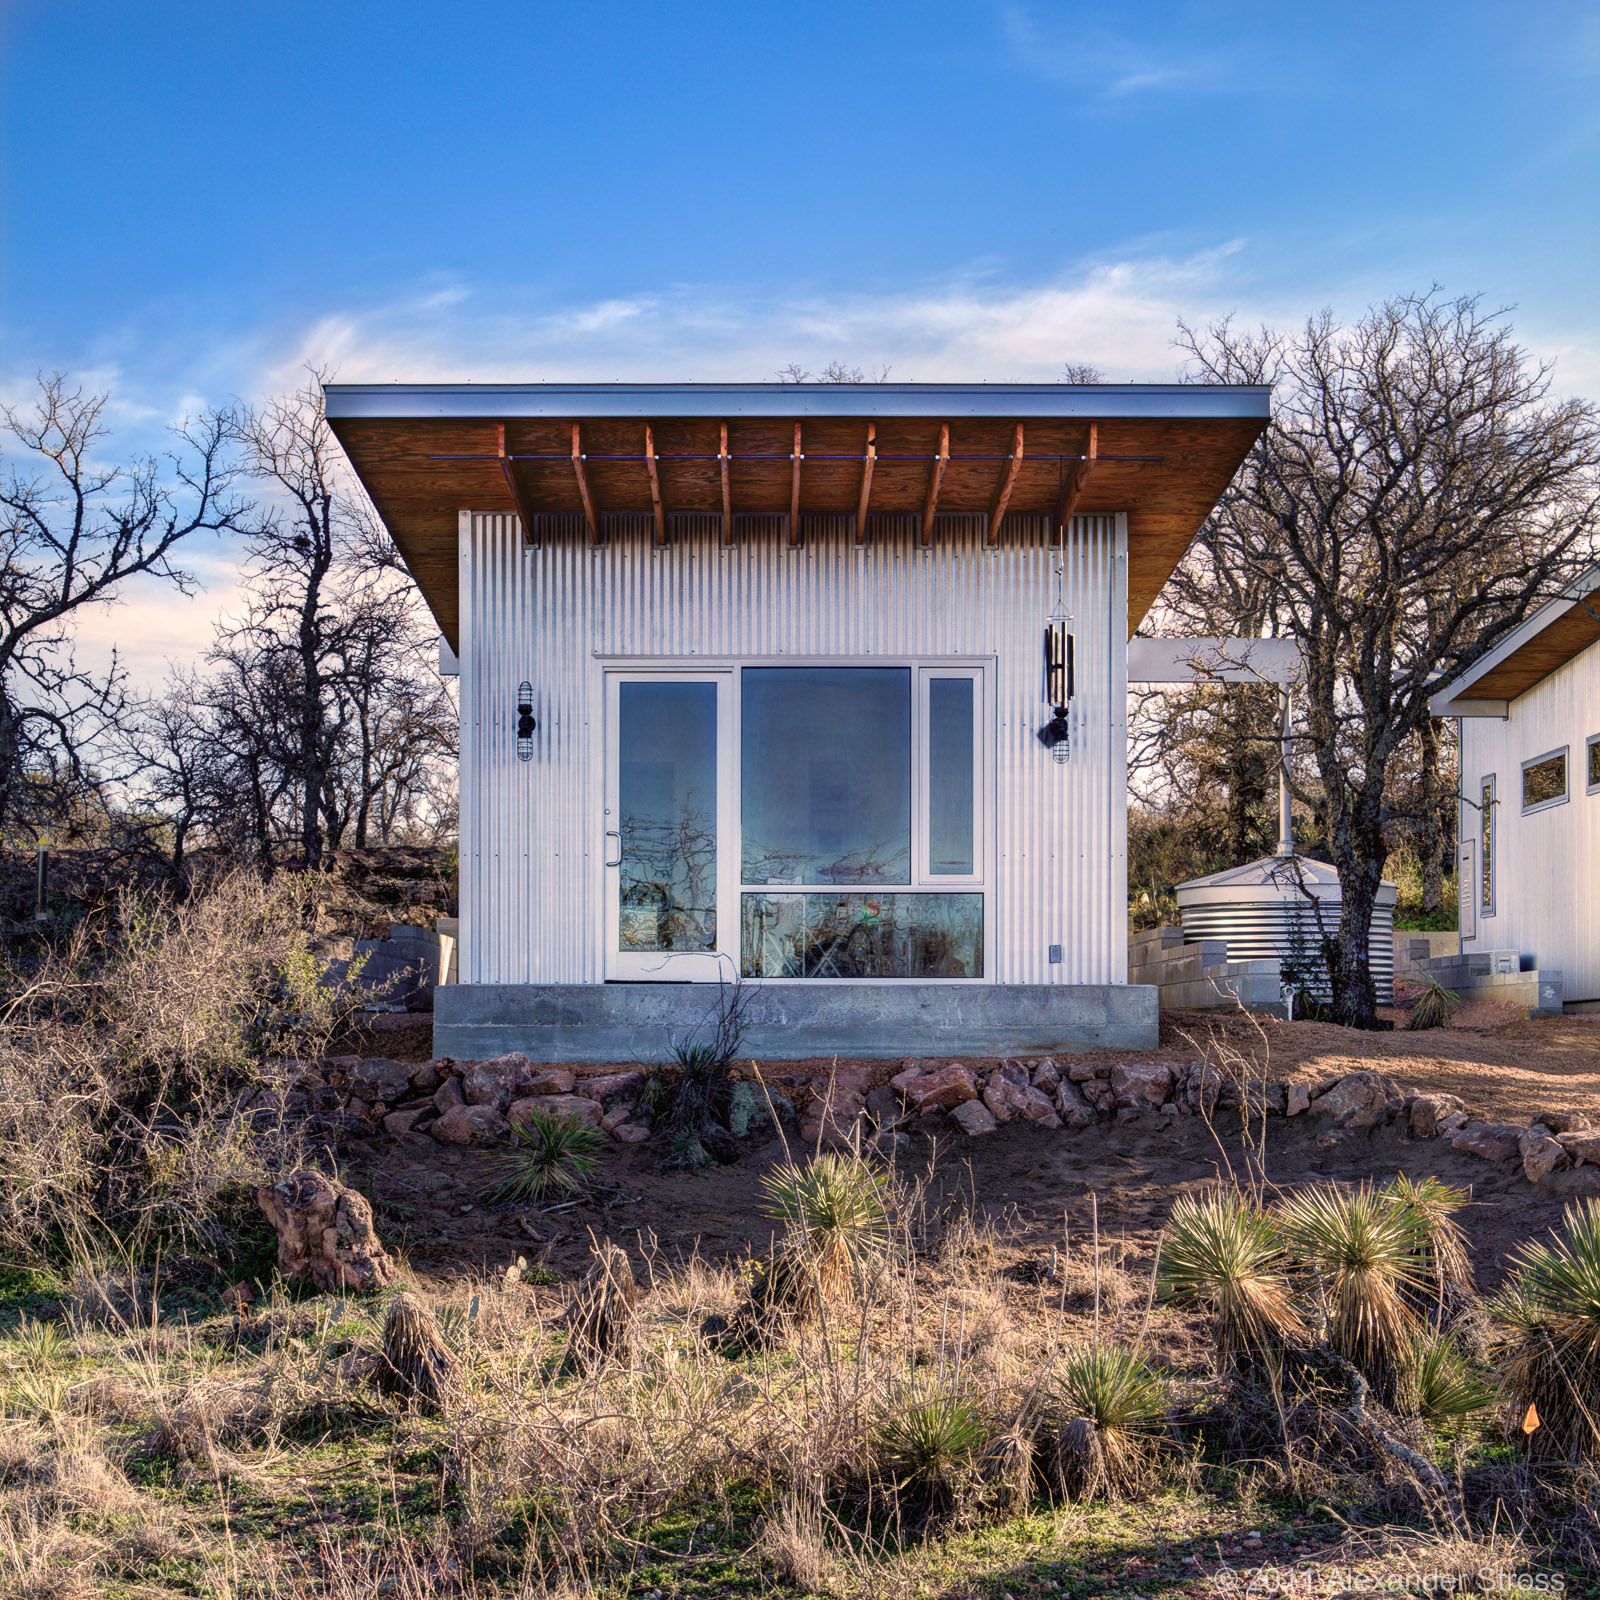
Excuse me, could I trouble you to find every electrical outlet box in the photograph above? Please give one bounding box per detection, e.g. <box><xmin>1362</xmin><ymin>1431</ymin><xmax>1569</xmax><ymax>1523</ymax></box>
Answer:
<box><xmin>1048</xmin><ymin>944</ymin><xmax>1062</xmax><ymax>965</ymax></box>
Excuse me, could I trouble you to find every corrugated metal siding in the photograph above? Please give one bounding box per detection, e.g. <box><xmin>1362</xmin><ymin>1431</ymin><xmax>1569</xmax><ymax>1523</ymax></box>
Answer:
<box><xmin>1460</xmin><ymin>647</ymin><xmax>1600</xmax><ymax>1003</ymax></box>
<box><xmin>1178</xmin><ymin>901</ymin><xmax>1396</xmax><ymax>1003</ymax></box>
<box><xmin>459</xmin><ymin>510</ymin><xmax>1129</xmax><ymax>987</ymax></box>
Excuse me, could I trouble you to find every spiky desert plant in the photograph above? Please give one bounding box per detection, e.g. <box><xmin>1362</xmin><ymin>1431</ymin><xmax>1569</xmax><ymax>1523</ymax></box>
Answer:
<box><xmin>1158</xmin><ymin>1190</ymin><xmax>1306</xmax><ymax>1372</ymax></box>
<box><xmin>1049</xmin><ymin>1344</ymin><xmax>1167</xmax><ymax>1498</ymax></box>
<box><xmin>1386</xmin><ymin>1173</ymin><xmax>1475</xmax><ymax>1304</ymax></box>
<box><xmin>873</xmin><ymin>1381</ymin><xmax>990</xmax><ymax>1515</ymax></box>
<box><xmin>1397</xmin><ymin>1334</ymin><xmax>1498</xmax><ymax>1433</ymax></box>
<box><xmin>483</xmin><ymin>1109</ymin><xmax>605</xmax><ymax>1205</ymax></box>
<box><xmin>1279</xmin><ymin>1183</ymin><xmax>1430</xmax><ymax>1384</ymax></box>
<box><xmin>1490</xmin><ymin>1197</ymin><xmax>1600</xmax><ymax>1462</ymax></box>
<box><xmin>375</xmin><ymin>1293</ymin><xmax>456</xmax><ymax>1413</ymax></box>
<box><xmin>1407</xmin><ymin>976</ymin><xmax>1462</xmax><ymax>1031</ymax></box>
<box><xmin>760</xmin><ymin>1150</ymin><xmax>891</xmax><ymax>1302</ymax></box>
<box><xmin>564</xmin><ymin>1240</ymin><xmax>640</xmax><ymax>1370</ymax></box>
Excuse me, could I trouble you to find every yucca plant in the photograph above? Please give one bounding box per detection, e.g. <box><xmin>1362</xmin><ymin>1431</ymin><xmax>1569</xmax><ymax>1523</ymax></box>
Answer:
<box><xmin>1407</xmin><ymin>975</ymin><xmax>1462</xmax><ymax>1031</ymax></box>
<box><xmin>873</xmin><ymin>1382</ymin><xmax>990</xmax><ymax>1515</ymax></box>
<box><xmin>483</xmin><ymin>1109</ymin><xmax>605</xmax><ymax>1205</ymax></box>
<box><xmin>1397</xmin><ymin>1334</ymin><xmax>1498</xmax><ymax>1434</ymax></box>
<box><xmin>1158</xmin><ymin>1190</ymin><xmax>1306</xmax><ymax>1372</ymax></box>
<box><xmin>1489</xmin><ymin>1196</ymin><xmax>1600</xmax><ymax>1462</ymax></box>
<box><xmin>1279</xmin><ymin>1183</ymin><xmax>1430</xmax><ymax>1387</ymax></box>
<box><xmin>760</xmin><ymin>1151</ymin><xmax>891</xmax><ymax>1302</ymax></box>
<box><xmin>1386</xmin><ymin>1173</ymin><xmax>1475</xmax><ymax>1305</ymax></box>
<box><xmin>1050</xmin><ymin>1344</ymin><xmax>1167</xmax><ymax>1498</ymax></box>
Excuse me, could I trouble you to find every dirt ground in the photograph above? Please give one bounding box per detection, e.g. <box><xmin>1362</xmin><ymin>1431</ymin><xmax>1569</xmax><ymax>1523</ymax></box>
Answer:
<box><xmin>343</xmin><ymin>1003</ymin><xmax>1600</xmax><ymax>1294</ymax></box>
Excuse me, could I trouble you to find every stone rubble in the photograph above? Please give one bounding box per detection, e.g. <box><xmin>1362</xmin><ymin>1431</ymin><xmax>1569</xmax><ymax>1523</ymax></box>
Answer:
<box><xmin>285</xmin><ymin>1040</ymin><xmax>1597</xmax><ymax>1205</ymax></box>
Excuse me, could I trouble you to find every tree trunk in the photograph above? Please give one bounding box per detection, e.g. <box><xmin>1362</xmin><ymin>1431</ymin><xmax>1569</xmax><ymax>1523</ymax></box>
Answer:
<box><xmin>1419</xmin><ymin>717</ymin><xmax>1445</xmax><ymax>914</ymax></box>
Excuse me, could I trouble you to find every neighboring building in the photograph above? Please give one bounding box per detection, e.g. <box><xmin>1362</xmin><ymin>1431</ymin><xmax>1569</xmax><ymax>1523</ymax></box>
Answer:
<box><xmin>325</xmin><ymin>382</ymin><xmax>1267</xmax><ymax>1059</ymax></box>
<box><xmin>1431</xmin><ymin>565</ymin><xmax>1600</xmax><ymax>1013</ymax></box>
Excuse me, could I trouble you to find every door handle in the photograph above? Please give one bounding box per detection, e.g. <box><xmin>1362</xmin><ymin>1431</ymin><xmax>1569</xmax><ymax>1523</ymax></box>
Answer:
<box><xmin>604</xmin><ymin>829</ymin><xmax>622</xmax><ymax>868</ymax></box>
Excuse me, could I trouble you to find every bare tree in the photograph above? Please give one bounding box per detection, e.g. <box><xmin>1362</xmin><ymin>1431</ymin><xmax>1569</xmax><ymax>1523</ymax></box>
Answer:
<box><xmin>0</xmin><ymin>376</ymin><xmax>257</xmax><ymax>839</ymax></box>
<box><xmin>1061</xmin><ymin>361</ymin><xmax>1106</xmax><ymax>383</ymax></box>
<box><xmin>1180</xmin><ymin>292</ymin><xmax>1600</xmax><ymax>1027</ymax></box>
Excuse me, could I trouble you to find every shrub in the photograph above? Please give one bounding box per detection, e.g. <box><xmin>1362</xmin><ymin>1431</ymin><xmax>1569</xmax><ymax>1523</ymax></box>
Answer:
<box><xmin>1490</xmin><ymin>1196</ymin><xmax>1600</xmax><ymax>1462</ymax></box>
<box><xmin>1386</xmin><ymin>1173</ymin><xmax>1475</xmax><ymax>1304</ymax></box>
<box><xmin>0</xmin><ymin>873</ymin><xmax>350</xmax><ymax>1262</ymax></box>
<box><xmin>1158</xmin><ymin>1190</ymin><xmax>1305</xmax><ymax>1371</ymax></box>
<box><xmin>1279</xmin><ymin>1183</ymin><xmax>1430</xmax><ymax>1385</ymax></box>
<box><xmin>1397</xmin><ymin>1334</ymin><xmax>1498</xmax><ymax>1433</ymax></box>
<box><xmin>483</xmin><ymin>1109</ymin><xmax>605</xmax><ymax>1205</ymax></box>
<box><xmin>1408</xmin><ymin>975</ymin><xmax>1463</xmax><ymax>1031</ymax></box>
<box><xmin>1049</xmin><ymin>1344</ymin><xmax>1167</xmax><ymax>1498</ymax></box>
<box><xmin>760</xmin><ymin>1151</ymin><xmax>891</xmax><ymax>1302</ymax></box>
<box><xmin>873</xmin><ymin>1382</ymin><xmax>989</xmax><ymax>1516</ymax></box>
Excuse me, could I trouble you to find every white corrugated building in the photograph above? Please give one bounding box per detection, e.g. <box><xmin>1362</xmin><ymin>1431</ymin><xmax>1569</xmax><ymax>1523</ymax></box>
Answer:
<box><xmin>1432</xmin><ymin>564</ymin><xmax>1600</xmax><ymax>1013</ymax></box>
<box><xmin>324</xmin><ymin>382</ymin><xmax>1267</xmax><ymax>1060</ymax></box>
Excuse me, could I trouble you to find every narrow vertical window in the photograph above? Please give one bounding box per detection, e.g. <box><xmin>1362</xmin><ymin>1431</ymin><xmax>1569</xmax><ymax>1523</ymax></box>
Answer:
<box><xmin>928</xmin><ymin>677</ymin><xmax>975</xmax><ymax>875</ymax></box>
<box><xmin>1480</xmin><ymin>778</ymin><xmax>1495</xmax><ymax>915</ymax></box>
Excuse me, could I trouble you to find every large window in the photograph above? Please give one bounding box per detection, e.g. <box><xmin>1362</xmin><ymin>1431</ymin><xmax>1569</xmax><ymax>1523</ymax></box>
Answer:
<box><xmin>739</xmin><ymin>665</ymin><xmax>984</xmax><ymax>978</ymax></box>
<box><xmin>1587</xmin><ymin>733</ymin><xmax>1600</xmax><ymax>795</ymax></box>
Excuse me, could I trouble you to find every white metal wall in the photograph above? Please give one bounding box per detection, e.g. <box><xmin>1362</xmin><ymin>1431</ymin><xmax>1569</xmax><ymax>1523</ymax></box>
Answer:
<box><xmin>458</xmin><ymin>510</ymin><xmax>1129</xmax><ymax>988</ymax></box>
<box><xmin>1460</xmin><ymin>642</ymin><xmax>1600</xmax><ymax>1004</ymax></box>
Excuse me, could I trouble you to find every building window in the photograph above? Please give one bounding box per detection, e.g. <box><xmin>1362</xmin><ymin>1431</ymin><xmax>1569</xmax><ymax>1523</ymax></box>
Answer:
<box><xmin>1480</xmin><ymin>777</ymin><xmax>1495</xmax><ymax>916</ymax></box>
<box><xmin>1588</xmin><ymin>733</ymin><xmax>1600</xmax><ymax>795</ymax></box>
<box><xmin>738</xmin><ymin>664</ymin><xmax>985</xmax><ymax>977</ymax></box>
<box><xmin>1521</xmin><ymin>747</ymin><xmax>1570</xmax><ymax>814</ymax></box>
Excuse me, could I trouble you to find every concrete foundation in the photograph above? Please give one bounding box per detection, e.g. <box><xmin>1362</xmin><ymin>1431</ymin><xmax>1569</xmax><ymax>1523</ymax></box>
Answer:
<box><xmin>433</xmin><ymin>982</ymin><xmax>1159</xmax><ymax>1064</ymax></box>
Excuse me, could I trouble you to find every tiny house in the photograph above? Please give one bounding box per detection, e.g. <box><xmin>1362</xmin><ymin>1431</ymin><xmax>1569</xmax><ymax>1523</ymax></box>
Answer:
<box><xmin>325</xmin><ymin>382</ymin><xmax>1267</xmax><ymax>1060</ymax></box>
<box><xmin>1432</xmin><ymin>564</ymin><xmax>1600</xmax><ymax>1012</ymax></box>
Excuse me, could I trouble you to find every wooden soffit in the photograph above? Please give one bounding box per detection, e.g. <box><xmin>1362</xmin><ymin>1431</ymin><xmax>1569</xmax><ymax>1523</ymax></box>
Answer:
<box><xmin>324</xmin><ymin>384</ymin><xmax>1268</xmax><ymax>649</ymax></box>
<box><xmin>1434</xmin><ymin>573</ymin><xmax>1600</xmax><ymax>714</ymax></box>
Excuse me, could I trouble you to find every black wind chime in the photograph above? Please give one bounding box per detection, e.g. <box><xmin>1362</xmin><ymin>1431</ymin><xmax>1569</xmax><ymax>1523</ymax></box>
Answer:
<box><xmin>1036</xmin><ymin>554</ymin><xmax>1075</xmax><ymax>763</ymax></box>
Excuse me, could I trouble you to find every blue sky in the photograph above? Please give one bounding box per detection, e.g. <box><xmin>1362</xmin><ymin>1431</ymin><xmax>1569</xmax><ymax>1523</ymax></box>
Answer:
<box><xmin>3</xmin><ymin>0</ymin><xmax>1598</xmax><ymax>675</ymax></box>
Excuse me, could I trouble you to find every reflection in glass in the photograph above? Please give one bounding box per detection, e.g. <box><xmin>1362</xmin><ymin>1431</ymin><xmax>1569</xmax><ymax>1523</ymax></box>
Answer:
<box><xmin>741</xmin><ymin>668</ymin><xmax>911</xmax><ymax>885</ymax></box>
<box><xmin>741</xmin><ymin>893</ymin><xmax>983</xmax><ymax>978</ymax></box>
<box><xmin>928</xmin><ymin>677</ymin><xmax>974</xmax><ymax>874</ymax></box>
<box><xmin>618</xmin><ymin>682</ymin><xmax>717</xmax><ymax>952</ymax></box>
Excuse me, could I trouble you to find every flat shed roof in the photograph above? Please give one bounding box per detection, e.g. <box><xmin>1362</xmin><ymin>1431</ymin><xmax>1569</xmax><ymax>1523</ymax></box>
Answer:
<box><xmin>323</xmin><ymin>381</ymin><xmax>1269</xmax><ymax>646</ymax></box>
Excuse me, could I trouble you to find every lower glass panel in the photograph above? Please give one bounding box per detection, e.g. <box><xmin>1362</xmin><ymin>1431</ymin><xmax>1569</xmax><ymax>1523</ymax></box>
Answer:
<box><xmin>740</xmin><ymin>893</ymin><xmax>983</xmax><ymax>978</ymax></box>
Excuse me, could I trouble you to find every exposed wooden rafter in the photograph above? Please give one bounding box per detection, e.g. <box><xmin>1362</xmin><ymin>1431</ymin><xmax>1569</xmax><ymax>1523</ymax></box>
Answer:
<box><xmin>644</xmin><ymin>423</ymin><xmax>666</xmax><ymax>547</ymax></box>
<box><xmin>569</xmin><ymin>422</ymin><xmax>601</xmax><ymax>544</ymax></box>
<box><xmin>920</xmin><ymin>422</ymin><xmax>950</xmax><ymax>547</ymax></box>
<box><xmin>496</xmin><ymin>424</ymin><xmax>541</xmax><ymax>544</ymax></box>
<box><xmin>789</xmin><ymin>421</ymin><xmax>803</xmax><ymax>547</ymax></box>
<box><xmin>986</xmin><ymin>422</ymin><xmax>1025</xmax><ymax>546</ymax></box>
<box><xmin>1059</xmin><ymin>422</ymin><xmax>1098</xmax><ymax>527</ymax></box>
<box><xmin>718</xmin><ymin>421</ymin><xmax>733</xmax><ymax>547</ymax></box>
<box><xmin>855</xmin><ymin>421</ymin><xmax>876</xmax><ymax>547</ymax></box>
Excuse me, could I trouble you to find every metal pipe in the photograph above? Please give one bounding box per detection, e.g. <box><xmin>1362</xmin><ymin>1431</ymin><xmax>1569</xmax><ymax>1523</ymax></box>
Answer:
<box><xmin>1276</xmin><ymin>688</ymin><xmax>1294</xmax><ymax>858</ymax></box>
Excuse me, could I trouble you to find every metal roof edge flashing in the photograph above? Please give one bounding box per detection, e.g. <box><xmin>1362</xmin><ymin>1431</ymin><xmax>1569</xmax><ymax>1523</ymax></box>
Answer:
<box><xmin>322</xmin><ymin>380</ymin><xmax>1272</xmax><ymax>422</ymax></box>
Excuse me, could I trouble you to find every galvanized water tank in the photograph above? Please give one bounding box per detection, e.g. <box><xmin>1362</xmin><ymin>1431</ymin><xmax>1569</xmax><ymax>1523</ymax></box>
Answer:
<box><xmin>1176</xmin><ymin>854</ymin><xmax>1398</xmax><ymax>1004</ymax></box>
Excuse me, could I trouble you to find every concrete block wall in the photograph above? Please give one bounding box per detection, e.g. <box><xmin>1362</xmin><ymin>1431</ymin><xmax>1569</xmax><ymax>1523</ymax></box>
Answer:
<box><xmin>1393</xmin><ymin>931</ymin><xmax>1461</xmax><ymax>982</ymax></box>
<box><xmin>1413</xmin><ymin>948</ymin><xmax>1564</xmax><ymax>1016</ymax></box>
<box><xmin>1128</xmin><ymin>926</ymin><xmax>1288</xmax><ymax>1017</ymax></box>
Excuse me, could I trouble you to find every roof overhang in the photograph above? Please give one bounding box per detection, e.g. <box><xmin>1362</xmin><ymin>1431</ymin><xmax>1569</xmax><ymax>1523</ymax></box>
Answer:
<box><xmin>323</xmin><ymin>381</ymin><xmax>1270</xmax><ymax>648</ymax></box>
<box><xmin>1430</xmin><ymin>563</ymin><xmax>1600</xmax><ymax>718</ymax></box>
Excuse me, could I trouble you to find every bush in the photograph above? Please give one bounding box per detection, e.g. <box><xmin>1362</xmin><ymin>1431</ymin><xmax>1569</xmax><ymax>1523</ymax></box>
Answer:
<box><xmin>483</xmin><ymin>1109</ymin><xmax>604</xmax><ymax>1205</ymax></box>
<box><xmin>1491</xmin><ymin>1196</ymin><xmax>1600</xmax><ymax>1462</ymax></box>
<box><xmin>1158</xmin><ymin>1190</ymin><xmax>1305</xmax><ymax>1372</ymax></box>
<box><xmin>0</xmin><ymin>873</ymin><xmax>355</xmax><ymax>1263</ymax></box>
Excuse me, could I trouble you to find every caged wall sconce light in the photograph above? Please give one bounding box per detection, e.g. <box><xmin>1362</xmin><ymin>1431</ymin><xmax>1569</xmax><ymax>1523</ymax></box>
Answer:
<box><xmin>515</xmin><ymin>681</ymin><xmax>537</xmax><ymax>761</ymax></box>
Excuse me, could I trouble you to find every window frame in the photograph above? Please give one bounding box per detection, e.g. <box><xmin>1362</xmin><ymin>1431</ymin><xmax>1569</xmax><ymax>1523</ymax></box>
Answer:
<box><xmin>735</xmin><ymin>655</ymin><xmax>992</xmax><ymax>981</ymax></box>
<box><xmin>1520</xmin><ymin>745</ymin><xmax>1571</xmax><ymax>816</ymax></box>
<box><xmin>1480</xmin><ymin>775</ymin><xmax>1496</xmax><ymax>918</ymax></box>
